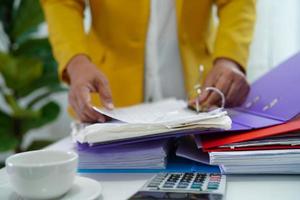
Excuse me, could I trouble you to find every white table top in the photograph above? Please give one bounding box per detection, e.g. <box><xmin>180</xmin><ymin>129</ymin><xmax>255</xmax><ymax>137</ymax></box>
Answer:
<box><xmin>1</xmin><ymin>137</ymin><xmax>300</xmax><ymax>200</ymax></box>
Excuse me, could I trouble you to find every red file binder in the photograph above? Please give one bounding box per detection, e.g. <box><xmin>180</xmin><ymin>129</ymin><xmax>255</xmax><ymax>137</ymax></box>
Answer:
<box><xmin>201</xmin><ymin>119</ymin><xmax>300</xmax><ymax>152</ymax></box>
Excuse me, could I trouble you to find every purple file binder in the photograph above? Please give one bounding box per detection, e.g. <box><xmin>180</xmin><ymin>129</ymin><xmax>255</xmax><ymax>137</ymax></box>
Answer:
<box><xmin>229</xmin><ymin>51</ymin><xmax>300</xmax><ymax>131</ymax></box>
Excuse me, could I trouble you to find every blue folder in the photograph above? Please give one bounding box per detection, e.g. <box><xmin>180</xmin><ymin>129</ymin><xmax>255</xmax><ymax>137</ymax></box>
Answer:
<box><xmin>78</xmin><ymin>156</ymin><xmax>220</xmax><ymax>174</ymax></box>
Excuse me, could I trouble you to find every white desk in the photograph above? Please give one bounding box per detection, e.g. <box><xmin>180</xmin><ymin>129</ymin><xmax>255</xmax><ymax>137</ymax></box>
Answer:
<box><xmin>1</xmin><ymin>137</ymin><xmax>300</xmax><ymax>200</ymax></box>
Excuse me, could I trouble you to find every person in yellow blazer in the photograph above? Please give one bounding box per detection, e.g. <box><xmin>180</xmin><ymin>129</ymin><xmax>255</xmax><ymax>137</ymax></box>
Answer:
<box><xmin>41</xmin><ymin>0</ymin><xmax>256</xmax><ymax>122</ymax></box>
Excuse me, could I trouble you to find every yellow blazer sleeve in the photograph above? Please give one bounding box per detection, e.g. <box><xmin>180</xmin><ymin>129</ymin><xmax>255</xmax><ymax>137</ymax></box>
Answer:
<box><xmin>40</xmin><ymin>0</ymin><xmax>89</xmax><ymax>82</ymax></box>
<box><xmin>213</xmin><ymin>0</ymin><xmax>256</xmax><ymax>70</ymax></box>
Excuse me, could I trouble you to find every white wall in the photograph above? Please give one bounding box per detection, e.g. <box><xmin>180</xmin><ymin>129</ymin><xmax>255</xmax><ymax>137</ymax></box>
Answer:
<box><xmin>247</xmin><ymin>0</ymin><xmax>300</xmax><ymax>82</ymax></box>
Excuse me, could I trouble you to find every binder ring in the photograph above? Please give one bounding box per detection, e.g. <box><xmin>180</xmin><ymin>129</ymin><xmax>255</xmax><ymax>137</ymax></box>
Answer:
<box><xmin>192</xmin><ymin>64</ymin><xmax>225</xmax><ymax>111</ymax></box>
<box><xmin>204</xmin><ymin>87</ymin><xmax>226</xmax><ymax>109</ymax></box>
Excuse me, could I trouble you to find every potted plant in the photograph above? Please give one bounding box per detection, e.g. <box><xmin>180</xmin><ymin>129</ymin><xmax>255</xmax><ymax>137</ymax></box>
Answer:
<box><xmin>0</xmin><ymin>0</ymin><xmax>65</xmax><ymax>158</ymax></box>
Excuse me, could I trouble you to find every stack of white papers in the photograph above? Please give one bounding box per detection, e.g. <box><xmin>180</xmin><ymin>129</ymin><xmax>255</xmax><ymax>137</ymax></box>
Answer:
<box><xmin>77</xmin><ymin>139</ymin><xmax>170</xmax><ymax>169</ymax></box>
<box><xmin>210</xmin><ymin>149</ymin><xmax>300</xmax><ymax>174</ymax></box>
<box><xmin>72</xmin><ymin>99</ymin><xmax>231</xmax><ymax>145</ymax></box>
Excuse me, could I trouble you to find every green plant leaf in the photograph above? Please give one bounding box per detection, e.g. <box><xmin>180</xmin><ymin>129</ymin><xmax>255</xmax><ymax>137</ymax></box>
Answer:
<box><xmin>0</xmin><ymin>131</ymin><xmax>18</xmax><ymax>152</ymax></box>
<box><xmin>13</xmin><ymin>38</ymin><xmax>57</xmax><ymax>71</ymax></box>
<box><xmin>27</xmin><ymin>86</ymin><xmax>67</xmax><ymax>109</ymax></box>
<box><xmin>17</xmin><ymin>72</ymin><xmax>64</xmax><ymax>98</ymax></box>
<box><xmin>10</xmin><ymin>0</ymin><xmax>44</xmax><ymax>44</ymax></box>
<box><xmin>25</xmin><ymin>139</ymin><xmax>54</xmax><ymax>151</ymax></box>
<box><xmin>0</xmin><ymin>109</ymin><xmax>17</xmax><ymax>152</ymax></box>
<box><xmin>21</xmin><ymin>101</ymin><xmax>60</xmax><ymax>134</ymax></box>
<box><xmin>0</xmin><ymin>0</ymin><xmax>14</xmax><ymax>35</ymax></box>
<box><xmin>10</xmin><ymin>38</ymin><xmax>63</xmax><ymax>97</ymax></box>
<box><xmin>13</xmin><ymin>107</ymin><xmax>39</xmax><ymax>119</ymax></box>
<box><xmin>1</xmin><ymin>87</ymin><xmax>40</xmax><ymax>119</ymax></box>
<box><xmin>0</xmin><ymin>53</ymin><xmax>43</xmax><ymax>97</ymax></box>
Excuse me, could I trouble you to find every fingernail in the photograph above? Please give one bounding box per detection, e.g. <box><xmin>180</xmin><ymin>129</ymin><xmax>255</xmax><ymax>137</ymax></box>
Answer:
<box><xmin>106</xmin><ymin>103</ymin><xmax>114</xmax><ymax>110</ymax></box>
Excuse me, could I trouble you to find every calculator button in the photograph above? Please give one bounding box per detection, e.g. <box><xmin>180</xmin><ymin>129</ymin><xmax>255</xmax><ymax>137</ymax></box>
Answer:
<box><xmin>208</xmin><ymin>182</ymin><xmax>220</xmax><ymax>185</ymax></box>
<box><xmin>178</xmin><ymin>180</ymin><xmax>189</xmax><ymax>184</ymax></box>
<box><xmin>163</xmin><ymin>184</ymin><xmax>174</xmax><ymax>188</ymax></box>
<box><xmin>210</xmin><ymin>180</ymin><xmax>221</xmax><ymax>184</ymax></box>
<box><xmin>191</xmin><ymin>183</ymin><xmax>202</xmax><ymax>189</ymax></box>
<box><xmin>151</xmin><ymin>181</ymin><xmax>161</xmax><ymax>185</ymax></box>
<box><xmin>165</xmin><ymin>182</ymin><xmax>175</xmax><ymax>185</ymax></box>
<box><xmin>207</xmin><ymin>186</ymin><xmax>219</xmax><ymax>190</ymax></box>
<box><xmin>148</xmin><ymin>184</ymin><xmax>159</xmax><ymax>188</ymax></box>
<box><xmin>207</xmin><ymin>183</ymin><xmax>219</xmax><ymax>190</ymax></box>
<box><xmin>210</xmin><ymin>176</ymin><xmax>221</xmax><ymax>179</ymax></box>
<box><xmin>180</xmin><ymin>180</ymin><xmax>190</xmax><ymax>183</ymax></box>
<box><xmin>178</xmin><ymin>184</ymin><xmax>189</xmax><ymax>188</ymax></box>
<box><xmin>151</xmin><ymin>180</ymin><xmax>161</xmax><ymax>184</ymax></box>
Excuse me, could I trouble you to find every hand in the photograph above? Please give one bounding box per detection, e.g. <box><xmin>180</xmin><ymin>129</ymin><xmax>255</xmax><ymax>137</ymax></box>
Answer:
<box><xmin>66</xmin><ymin>54</ymin><xmax>114</xmax><ymax>123</ymax></box>
<box><xmin>194</xmin><ymin>58</ymin><xmax>250</xmax><ymax>109</ymax></box>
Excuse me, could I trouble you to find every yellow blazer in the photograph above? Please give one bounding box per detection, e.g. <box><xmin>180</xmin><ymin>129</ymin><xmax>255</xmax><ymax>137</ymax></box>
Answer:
<box><xmin>41</xmin><ymin>0</ymin><xmax>256</xmax><ymax>107</ymax></box>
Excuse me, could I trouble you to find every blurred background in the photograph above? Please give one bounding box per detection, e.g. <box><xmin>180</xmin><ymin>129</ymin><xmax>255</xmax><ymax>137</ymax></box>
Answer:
<box><xmin>0</xmin><ymin>0</ymin><xmax>300</xmax><ymax>164</ymax></box>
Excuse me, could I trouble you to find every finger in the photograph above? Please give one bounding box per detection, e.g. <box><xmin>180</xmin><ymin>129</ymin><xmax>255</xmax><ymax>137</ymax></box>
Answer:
<box><xmin>202</xmin><ymin>75</ymin><xmax>233</xmax><ymax>107</ymax></box>
<box><xmin>231</xmin><ymin>83</ymin><xmax>250</xmax><ymax>107</ymax></box>
<box><xmin>233</xmin><ymin>91</ymin><xmax>247</xmax><ymax>107</ymax></box>
<box><xmin>227</xmin><ymin>74</ymin><xmax>249</xmax><ymax>107</ymax></box>
<box><xmin>75</xmin><ymin>86</ymin><xmax>92</xmax><ymax>118</ymax></box>
<box><xmin>226</xmin><ymin>80</ymin><xmax>243</xmax><ymax>107</ymax></box>
<box><xmin>95</xmin><ymin>75</ymin><xmax>114</xmax><ymax>109</ymax></box>
<box><xmin>68</xmin><ymin>91</ymin><xmax>84</xmax><ymax>121</ymax></box>
<box><xmin>188</xmin><ymin>98</ymin><xmax>197</xmax><ymax>109</ymax></box>
<box><xmin>80</xmin><ymin>112</ymin><xmax>95</xmax><ymax>123</ymax></box>
<box><xmin>188</xmin><ymin>98</ymin><xmax>196</xmax><ymax>105</ymax></box>
<box><xmin>72</xmin><ymin>91</ymin><xmax>94</xmax><ymax>122</ymax></box>
<box><xmin>68</xmin><ymin>93</ymin><xmax>77</xmax><ymax>119</ymax></box>
<box><xmin>76</xmin><ymin>86</ymin><xmax>106</xmax><ymax>122</ymax></box>
<box><xmin>199</xmin><ymin>73</ymin><xmax>216</xmax><ymax>102</ymax></box>
<box><xmin>240</xmin><ymin>84</ymin><xmax>250</xmax><ymax>104</ymax></box>
<box><xmin>70</xmin><ymin>85</ymin><xmax>95</xmax><ymax>122</ymax></box>
<box><xmin>199</xmin><ymin>89</ymin><xmax>210</xmax><ymax>103</ymax></box>
<box><xmin>83</xmin><ymin>106</ymin><xmax>106</xmax><ymax>123</ymax></box>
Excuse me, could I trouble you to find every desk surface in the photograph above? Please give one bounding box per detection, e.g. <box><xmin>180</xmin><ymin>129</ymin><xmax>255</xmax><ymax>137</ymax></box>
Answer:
<box><xmin>1</xmin><ymin>137</ymin><xmax>300</xmax><ymax>200</ymax></box>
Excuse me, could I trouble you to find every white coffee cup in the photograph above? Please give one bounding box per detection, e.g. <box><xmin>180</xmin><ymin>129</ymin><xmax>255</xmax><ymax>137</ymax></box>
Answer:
<box><xmin>5</xmin><ymin>150</ymin><xmax>78</xmax><ymax>199</ymax></box>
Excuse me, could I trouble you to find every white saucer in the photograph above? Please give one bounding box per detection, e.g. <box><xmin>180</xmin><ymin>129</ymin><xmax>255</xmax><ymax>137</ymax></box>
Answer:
<box><xmin>0</xmin><ymin>176</ymin><xmax>102</xmax><ymax>200</ymax></box>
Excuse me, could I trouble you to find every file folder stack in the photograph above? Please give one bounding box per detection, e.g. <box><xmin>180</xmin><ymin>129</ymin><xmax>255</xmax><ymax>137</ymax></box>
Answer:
<box><xmin>199</xmin><ymin>51</ymin><xmax>300</xmax><ymax>174</ymax></box>
<box><xmin>76</xmin><ymin>139</ymin><xmax>171</xmax><ymax>171</ymax></box>
<box><xmin>209</xmin><ymin>149</ymin><xmax>300</xmax><ymax>174</ymax></box>
<box><xmin>72</xmin><ymin>51</ymin><xmax>300</xmax><ymax>174</ymax></box>
<box><xmin>72</xmin><ymin>98</ymin><xmax>231</xmax><ymax>173</ymax></box>
<box><xmin>200</xmin><ymin>120</ymin><xmax>300</xmax><ymax>174</ymax></box>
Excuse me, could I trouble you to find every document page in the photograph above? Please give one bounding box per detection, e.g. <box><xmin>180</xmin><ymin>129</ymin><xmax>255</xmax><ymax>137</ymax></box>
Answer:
<box><xmin>93</xmin><ymin>98</ymin><xmax>226</xmax><ymax>125</ymax></box>
<box><xmin>73</xmin><ymin>99</ymin><xmax>231</xmax><ymax>144</ymax></box>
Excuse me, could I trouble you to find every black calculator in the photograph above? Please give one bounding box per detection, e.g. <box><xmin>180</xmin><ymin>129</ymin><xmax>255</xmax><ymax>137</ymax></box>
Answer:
<box><xmin>128</xmin><ymin>173</ymin><xmax>226</xmax><ymax>200</ymax></box>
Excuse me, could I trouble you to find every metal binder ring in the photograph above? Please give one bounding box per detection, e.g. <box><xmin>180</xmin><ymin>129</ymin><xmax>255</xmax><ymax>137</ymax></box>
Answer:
<box><xmin>205</xmin><ymin>87</ymin><xmax>226</xmax><ymax>109</ymax></box>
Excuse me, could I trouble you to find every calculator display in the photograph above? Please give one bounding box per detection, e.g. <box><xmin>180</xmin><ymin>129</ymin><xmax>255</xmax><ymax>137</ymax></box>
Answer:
<box><xmin>128</xmin><ymin>191</ymin><xmax>223</xmax><ymax>200</ymax></box>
